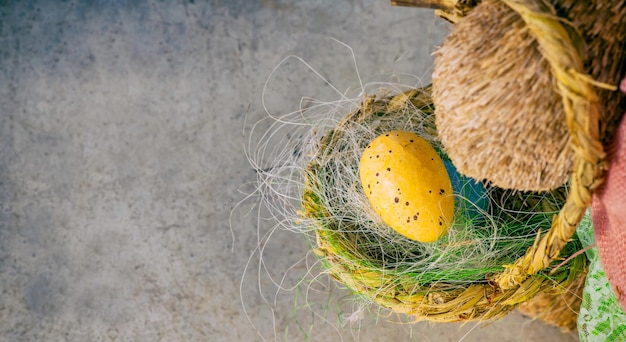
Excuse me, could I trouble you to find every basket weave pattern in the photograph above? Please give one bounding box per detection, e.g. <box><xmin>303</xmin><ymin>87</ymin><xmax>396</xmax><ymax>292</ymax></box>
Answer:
<box><xmin>305</xmin><ymin>89</ymin><xmax>585</xmax><ymax>322</ymax></box>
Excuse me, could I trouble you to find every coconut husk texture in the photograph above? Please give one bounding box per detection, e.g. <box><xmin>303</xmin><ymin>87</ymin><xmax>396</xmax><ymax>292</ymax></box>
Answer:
<box><xmin>432</xmin><ymin>0</ymin><xmax>626</xmax><ymax>192</ymax></box>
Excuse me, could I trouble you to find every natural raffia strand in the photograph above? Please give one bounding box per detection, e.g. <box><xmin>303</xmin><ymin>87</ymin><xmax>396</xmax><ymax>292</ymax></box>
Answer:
<box><xmin>492</xmin><ymin>0</ymin><xmax>613</xmax><ymax>289</ymax></box>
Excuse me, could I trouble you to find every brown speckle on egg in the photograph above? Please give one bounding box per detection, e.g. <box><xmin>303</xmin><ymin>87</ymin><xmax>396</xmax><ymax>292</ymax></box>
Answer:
<box><xmin>358</xmin><ymin>130</ymin><xmax>454</xmax><ymax>243</ymax></box>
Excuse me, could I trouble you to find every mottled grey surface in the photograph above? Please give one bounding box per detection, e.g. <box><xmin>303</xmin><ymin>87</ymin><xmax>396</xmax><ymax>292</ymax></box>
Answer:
<box><xmin>0</xmin><ymin>1</ymin><xmax>579</xmax><ymax>341</ymax></box>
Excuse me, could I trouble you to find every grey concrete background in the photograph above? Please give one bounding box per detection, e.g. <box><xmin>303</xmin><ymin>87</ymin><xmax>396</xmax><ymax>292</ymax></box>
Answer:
<box><xmin>0</xmin><ymin>1</ymin><xmax>579</xmax><ymax>341</ymax></box>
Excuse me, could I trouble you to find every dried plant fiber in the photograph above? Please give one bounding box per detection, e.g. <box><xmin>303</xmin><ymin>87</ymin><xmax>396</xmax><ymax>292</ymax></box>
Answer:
<box><xmin>302</xmin><ymin>87</ymin><xmax>586</xmax><ymax>322</ymax></box>
<box><xmin>432</xmin><ymin>0</ymin><xmax>626</xmax><ymax>192</ymax></box>
<box><xmin>517</xmin><ymin>268</ymin><xmax>585</xmax><ymax>332</ymax></box>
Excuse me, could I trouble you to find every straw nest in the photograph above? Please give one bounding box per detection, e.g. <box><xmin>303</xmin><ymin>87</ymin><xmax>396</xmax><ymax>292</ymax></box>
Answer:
<box><xmin>304</xmin><ymin>87</ymin><xmax>587</xmax><ymax>322</ymax></box>
<box><xmin>432</xmin><ymin>0</ymin><xmax>626</xmax><ymax>191</ymax></box>
<box><xmin>294</xmin><ymin>0</ymin><xmax>621</xmax><ymax>325</ymax></box>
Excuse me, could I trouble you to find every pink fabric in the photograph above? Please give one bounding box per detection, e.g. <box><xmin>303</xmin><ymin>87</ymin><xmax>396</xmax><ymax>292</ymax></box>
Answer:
<box><xmin>591</xmin><ymin>113</ymin><xmax>626</xmax><ymax>311</ymax></box>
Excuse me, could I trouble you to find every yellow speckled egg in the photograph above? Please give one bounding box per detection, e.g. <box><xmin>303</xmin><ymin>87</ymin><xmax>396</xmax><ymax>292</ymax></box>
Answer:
<box><xmin>359</xmin><ymin>130</ymin><xmax>454</xmax><ymax>242</ymax></box>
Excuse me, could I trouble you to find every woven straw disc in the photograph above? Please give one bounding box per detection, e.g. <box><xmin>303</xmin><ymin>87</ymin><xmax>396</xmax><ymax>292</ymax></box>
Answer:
<box><xmin>432</xmin><ymin>0</ymin><xmax>626</xmax><ymax>191</ymax></box>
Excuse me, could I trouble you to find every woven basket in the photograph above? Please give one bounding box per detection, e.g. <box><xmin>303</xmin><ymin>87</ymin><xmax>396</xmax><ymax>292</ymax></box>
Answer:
<box><xmin>302</xmin><ymin>0</ymin><xmax>619</xmax><ymax>323</ymax></box>
<box><xmin>304</xmin><ymin>86</ymin><xmax>586</xmax><ymax>322</ymax></box>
